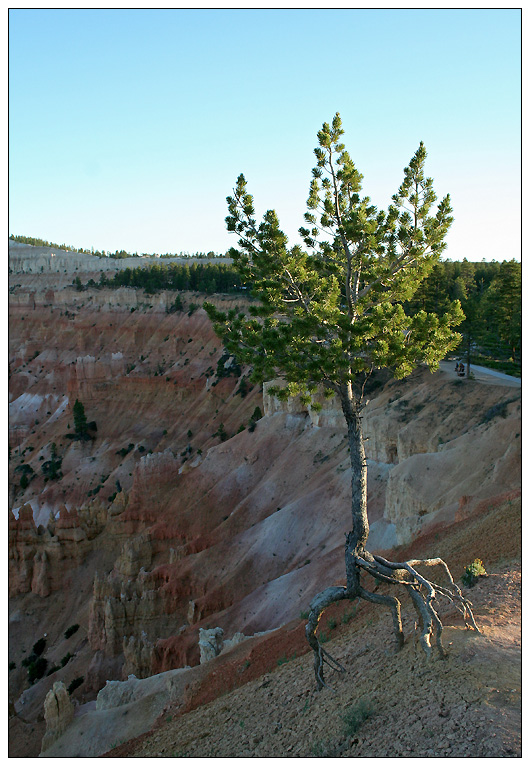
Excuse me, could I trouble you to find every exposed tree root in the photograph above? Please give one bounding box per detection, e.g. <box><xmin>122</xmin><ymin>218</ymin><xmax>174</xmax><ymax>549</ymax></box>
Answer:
<box><xmin>306</xmin><ymin>550</ymin><xmax>480</xmax><ymax>690</ymax></box>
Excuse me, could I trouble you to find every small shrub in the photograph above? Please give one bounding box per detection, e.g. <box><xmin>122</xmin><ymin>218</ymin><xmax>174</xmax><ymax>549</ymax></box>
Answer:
<box><xmin>327</xmin><ymin>617</ymin><xmax>337</xmax><ymax>631</ymax></box>
<box><xmin>341</xmin><ymin>607</ymin><xmax>357</xmax><ymax>625</ymax></box>
<box><xmin>237</xmin><ymin>378</ymin><xmax>249</xmax><ymax>397</ymax></box>
<box><xmin>46</xmin><ymin>665</ymin><xmax>60</xmax><ymax>676</ymax></box>
<box><xmin>300</xmin><ymin>611</ymin><xmax>309</xmax><ymax>620</ymax></box>
<box><xmin>32</xmin><ymin>638</ymin><xmax>46</xmax><ymax>657</ymax></box>
<box><xmin>67</xmin><ymin>676</ymin><xmax>84</xmax><ymax>695</ymax></box>
<box><xmin>26</xmin><ymin>656</ymin><xmax>48</xmax><ymax>685</ymax></box>
<box><xmin>342</xmin><ymin>698</ymin><xmax>375</xmax><ymax>736</ymax></box>
<box><xmin>214</xmin><ymin>423</ymin><xmax>228</xmax><ymax>442</ymax></box>
<box><xmin>60</xmin><ymin>652</ymin><xmax>73</xmax><ymax>667</ymax></box>
<box><xmin>311</xmin><ymin>739</ymin><xmax>339</xmax><ymax>757</ymax></box>
<box><xmin>64</xmin><ymin>624</ymin><xmax>79</xmax><ymax>640</ymax></box>
<box><xmin>9</xmin><ymin>661</ymin><xmax>16</xmax><ymax>671</ymax></box>
<box><xmin>462</xmin><ymin>558</ymin><xmax>487</xmax><ymax>588</ymax></box>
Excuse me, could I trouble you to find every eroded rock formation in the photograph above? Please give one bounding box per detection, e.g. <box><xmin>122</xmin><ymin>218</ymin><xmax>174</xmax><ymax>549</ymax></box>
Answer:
<box><xmin>8</xmin><ymin>242</ymin><xmax>521</xmax><ymax>757</ymax></box>
<box><xmin>40</xmin><ymin>681</ymin><xmax>74</xmax><ymax>753</ymax></box>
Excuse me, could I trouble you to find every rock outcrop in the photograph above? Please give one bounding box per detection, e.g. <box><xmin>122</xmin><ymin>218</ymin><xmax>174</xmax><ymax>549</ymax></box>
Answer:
<box><xmin>199</xmin><ymin>627</ymin><xmax>225</xmax><ymax>663</ymax></box>
<box><xmin>40</xmin><ymin>681</ymin><xmax>75</xmax><ymax>753</ymax></box>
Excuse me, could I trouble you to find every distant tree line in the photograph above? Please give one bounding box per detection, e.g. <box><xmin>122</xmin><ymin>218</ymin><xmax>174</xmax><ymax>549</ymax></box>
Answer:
<box><xmin>74</xmin><ymin>258</ymin><xmax>521</xmax><ymax>370</ymax></box>
<box><xmin>72</xmin><ymin>254</ymin><xmax>518</xmax><ymax>373</ymax></box>
<box><xmin>9</xmin><ymin>233</ymin><xmax>90</xmax><ymax>254</ymax></box>
<box><xmin>9</xmin><ymin>234</ymin><xmax>226</xmax><ymax>260</ymax></box>
<box><xmin>90</xmin><ymin>258</ymin><xmax>520</xmax><ymax>372</ymax></box>
<box><xmin>92</xmin><ymin>262</ymin><xmax>244</xmax><ymax>294</ymax></box>
<box><xmin>403</xmin><ymin>259</ymin><xmax>521</xmax><ymax>371</ymax></box>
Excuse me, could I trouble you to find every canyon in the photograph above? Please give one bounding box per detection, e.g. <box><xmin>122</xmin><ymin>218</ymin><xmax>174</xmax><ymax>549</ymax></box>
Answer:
<box><xmin>8</xmin><ymin>242</ymin><xmax>521</xmax><ymax>756</ymax></box>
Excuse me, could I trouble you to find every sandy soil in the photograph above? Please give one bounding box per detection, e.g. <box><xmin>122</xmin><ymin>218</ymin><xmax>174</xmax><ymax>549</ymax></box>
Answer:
<box><xmin>107</xmin><ymin>496</ymin><xmax>521</xmax><ymax>758</ymax></box>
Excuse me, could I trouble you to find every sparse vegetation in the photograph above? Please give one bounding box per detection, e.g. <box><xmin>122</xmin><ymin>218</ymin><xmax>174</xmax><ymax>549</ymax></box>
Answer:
<box><xmin>214</xmin><ymin>423</ymin><xmax>228</xmax><ymax>442</ymax></box>
<box><xmin>67</xmin><ymin>676</ymin><xmax>84</xmax><ymax>695</ymax></box>
<box><xmin>22</xmin><ymin>641</ymin><xmax>48</xmax><ymax>685</ymax></box>
<box><xmin>462</xmin><ymin>558</ymin><xmax>487</xmax><ymax>588</ymax></box>
<box><xmin>32</xmin><ymin>638</ymin><xmax>46</xmax><ymax>656</ymax></box>
<box><xmin>480</xmin><ymin>398</ymin><xmax>518</xmax><ymax>425</ymax></box>
<box><xmin>248</xmin><ymin>406</ymin><xmax>262</xmax><ymax>432</ymax></box>
<box><xmin>42</xmin><ymin>443</ymin><xmax>63</xmax><ymax>481</ymax></box>
<box><xmin>342</xmin><ymin>698</ymin><xmax>375</xmax><ymax>736</ymax></box>
<box><xmin>64</xmin><ymin>624</ymin><xmax>80</xmax><ymax>639</ymax></box>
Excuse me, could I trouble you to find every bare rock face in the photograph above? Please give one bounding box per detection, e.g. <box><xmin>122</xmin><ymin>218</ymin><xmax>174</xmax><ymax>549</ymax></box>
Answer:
<box><xmin>40</xmin><ymin>681</ymin><xmax>74</xmax><ymax>753</ymax></box>
<box><xmin>88</xmin><ymin>570</ymin><xmax>166</xmax><ymax>656</ymax></box>
<box><xmin>30</xmin><ymin>549</ymin><xmax>51</xmax><ymax>597</ymax></box>
<box><xmin>115</xmin><ymin>531</ymin><xmax>152</xmax><ymax>578</ymax></box>
<box><xmin>9</xmin><ymin>502</ymin><xmax>94</xmax><ymax>597</ymax></box>
<box><xmin>197</xmin><ymin>628</ymin><xmax>258</xmax><ymax>663</ymax></box>
<box><xmin>123</xmin><ymin>633</ymin><xmax>154</xmax><ymax>679</ymax></box>
<box><xmin>199</xmin><ymin>627</ymin><xmax>225</xmax><ymax>663</ymax></box>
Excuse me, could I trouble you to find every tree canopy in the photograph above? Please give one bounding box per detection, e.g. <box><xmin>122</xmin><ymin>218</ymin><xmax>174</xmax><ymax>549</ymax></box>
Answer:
<box><xmin>206</xmin><ymin>112</ymin><xmax>463</xmax><ymax>403</ymax></box>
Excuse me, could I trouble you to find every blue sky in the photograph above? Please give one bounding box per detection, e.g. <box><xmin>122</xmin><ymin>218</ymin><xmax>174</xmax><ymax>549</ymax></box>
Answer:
<box><xmin>9</xmin><ymin>8</ymin><xmax>521</xmax><ymax>260</ymax></box>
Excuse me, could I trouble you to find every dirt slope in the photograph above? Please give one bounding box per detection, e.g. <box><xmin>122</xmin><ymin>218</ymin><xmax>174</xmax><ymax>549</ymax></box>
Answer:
<box><xmin>108</xmin><ymin>495</ymin><xmax>521</xmax><ymax>758</ymax></box>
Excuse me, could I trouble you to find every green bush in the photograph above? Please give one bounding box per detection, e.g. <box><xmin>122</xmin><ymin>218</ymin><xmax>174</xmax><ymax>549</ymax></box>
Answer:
<box><xmin>462</xmin><ymin>558</ymin><xmax>487</xmax><ymax>588</ymax></box>
<box><xmin>67</xmin><ymin>676</ymin><xmax>84</xmax><ymax>695</ymax></box>
<box><xmin>342</xmin><ymin>698</ymin><xmax>374</xmax><ymax>735</ymax></box>
<box><xmin>46</xmin><ymin>665</ymin><xmax>60</xmax><ymax>676</ymax></box>
<box><xmin>247</xmin><ymin>406</ymin><xmax>262</xmax><ymax>432</ymax></box>
<box><xmin>64</xmin><ymin>624</ymin><xmax>79</xmax><ymax>639</ymax></box>
<box><xmin>480</xmin><ymin>398</ymin><xmax>518</xmax><ymax>425</ymax></box>
<box><xmin>27</xmin><ymin>656</ymin><xmax>48</xmax><ymax>685</ymax></box>
<box><xmin>32</xmin><ymin>638</ymin><xmax>46</xmax><ymax>657</ymax></box>
<box><xmin>214</xmin><ymin>423</ymin><xmax>228</xmax><ymax>442</ymax></box>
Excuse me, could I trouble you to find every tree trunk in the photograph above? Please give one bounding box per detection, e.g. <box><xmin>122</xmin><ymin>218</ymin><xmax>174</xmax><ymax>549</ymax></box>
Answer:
<box><xmin>466</xmin><ymin>335</ymin><xmax>471</xmax><ymax>378</ymax></box>
<box><xmin>339</xmin><ymin>383</ymin><xmax>369</xmax><ymax>587</ymax></box>
<box><xmin>305</xmin><ymin>381</ymin><xmax>481</xmax><ymax>690</ymax></box>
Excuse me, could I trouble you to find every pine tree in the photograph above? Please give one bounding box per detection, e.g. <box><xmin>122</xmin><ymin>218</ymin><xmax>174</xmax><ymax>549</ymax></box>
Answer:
<box><xmin>482</xmin><ymin>260</ymin><xmax>521</xmax><ymax>362</ymax></box>
<box><xmin>73</xmin><ymin>399</ymin><xmax>88</xmax><ymax>439</ymax></box>
<box><xmin>206</xmin><ymin>113</ymin><xmax>479</xmax><ymax>689</ymax></box>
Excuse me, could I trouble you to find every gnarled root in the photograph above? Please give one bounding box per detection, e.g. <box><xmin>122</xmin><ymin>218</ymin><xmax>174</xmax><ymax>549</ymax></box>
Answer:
<box><xmin>305</xmin><ymin>586</ymin><xmax>349</xmax><ymax>690</ymax></box>
<box><xmin>306</xmin><ymin>550</ymin><xmax>480</xmax><ymax>690</ymax></box>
